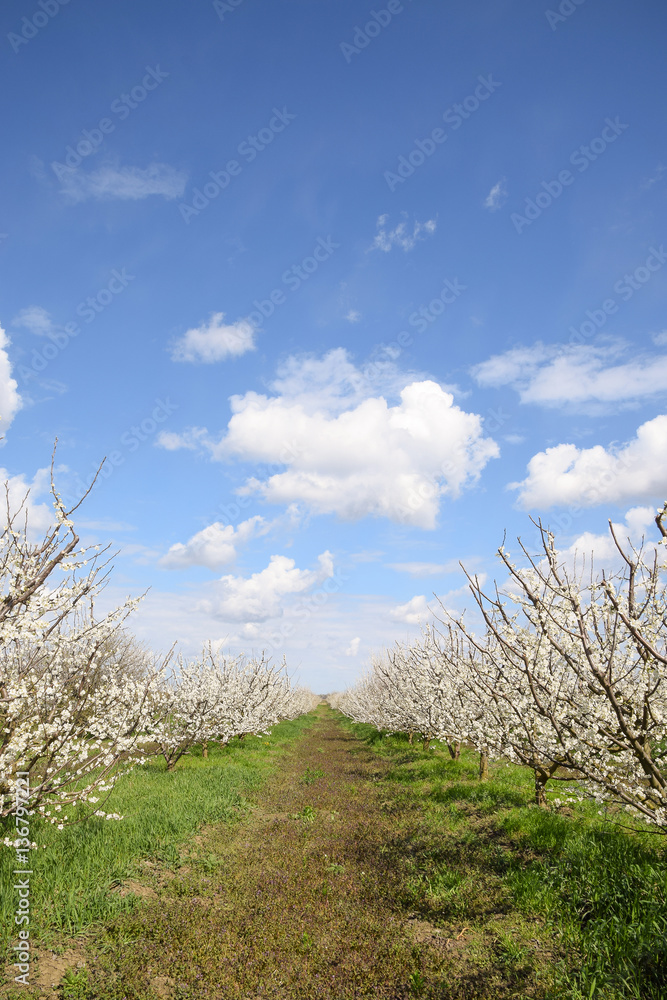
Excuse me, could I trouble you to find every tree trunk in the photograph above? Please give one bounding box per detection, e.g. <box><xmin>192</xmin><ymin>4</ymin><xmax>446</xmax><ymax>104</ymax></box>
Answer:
<box><xmin>479</xmin><ymin>751</ymin><xmax>488</xmax><ymax>780</ymax></box>
<box><xmin>447</xmin><ymin>741</ymin><xmax>461</xmax><ymax>760</ymax></box>
<box><xmin>534</xmin><ymin>770</ymin><xmax>548</xmax><ymax>807</ymax></box>
<box><xmin>167</xmin><ymin>761</ymin><xmax>176</xmax><ymax>772</ymax></box>
<box><xmin>202</xmin><ymin>741</ymin><xmax>208</xmax><ymax>759</ymax></box>
<box><xmin>408</xmin><ymin>731</ymin><xmax>414</xmax><ymax>745</ymax></box>
<box><xmin>422</xmin><ymin>736</ymin><xmax>431</xmax><ymax>751</ymax></box>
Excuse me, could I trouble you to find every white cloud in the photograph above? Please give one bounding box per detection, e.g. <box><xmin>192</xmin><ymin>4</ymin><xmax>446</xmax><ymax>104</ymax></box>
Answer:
<box><xmin>483</xmin><ymin>178</ymin><xmax>507</xmax><ymax>211</ymax></box>
<box><xmin>169</xmin><ymin>351</ymin><xmax>498</xmax><ymax>528</ymax></box>
<box><xmin>0</xmin><ymin>325</ymin><xmax>22</xmax><ymax>436</ymax></box>
<box><xmin>200</xmin><ymin>551</ymin><xmax>334</xmax><ymax>623</ymax></box>
<box><xmin>389</xmin><ymin>594</ymin><xmax>430</xmax><ymax>625</ymax></box>
<box><xmin>652</xmin><ymin>330</ymin><xmax>667</xmax><ymax>346</ymax></box>
<box><xmin>58</xmin><ymin>163</ymin><xmax>187</xmax><ymax>203</ymax></box>
<box><xmin>0</xmin><ymin>465</ymin><xmax>53</xmax><ymax>536</ymax></box>
<box><xmin>12</xmin><ymin>306</ymin><xmax>53</xmax><ymax>336</ymax></box>
<box><xmin>155</xmin><ymin>430</ymin><xmax>200</xmax><ymax>451</ymax></box>
<box><xmin>345</xmin><ymin>309</ymin><xmax>361</xmax><ymax>323</ymax></box>
<box><xmin>557</xmin><ymin>506</ymin><xmax>659</xmax><ymax>569</ymax></box>
<box><xmin>370</xmin><ymin>213</ymin><xmax>436</xmax><ymax>253</ymax></box>
<box><xmin>388</xmin><ymin>561</ymin><xmax>458</xmax><ymax>577</ymax></box>
<box><xmin>160</xmin><ymin>515</ymin><xmax>269</xmax><ymax>570</ymax></box>
<box><xmin>512</xmin><ymin>414</ymin><xmax>667</xmax><ymax>509</ymax></box>
<box><xmin>345</xmin><ymin>637</ymin><xmax>361</xmax><ymax>657</ymax></box>
<box><xmin>170</xmin><ymin>312</ymin><xmax>255</xmax><ymax>364</ymax></box>
<box><xmin>473</xmin><ymin>339</ymin><xmax>667</xmax><ymax>411</ymax></box>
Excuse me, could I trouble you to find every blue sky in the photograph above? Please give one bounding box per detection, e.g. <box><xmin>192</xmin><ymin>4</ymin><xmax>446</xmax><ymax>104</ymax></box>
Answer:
<box><xmin>1</xmin><ymin>0</ymin><xmax>666</xmax><ymax>691</ymax></box>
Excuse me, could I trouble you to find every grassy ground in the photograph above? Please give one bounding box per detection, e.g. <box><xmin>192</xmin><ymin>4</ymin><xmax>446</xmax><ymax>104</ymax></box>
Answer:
<box><xmin>341</xmin><ymin>716</ymin><xmax>667</xmax><ymax>1000</ymax></box>
<box><xmin>2</xmin><ymin>707</ymin><xmax>666</xmax><ymax>998</ymax></box>
<box><xmin>0</xmin><ymin>713</ymin><xmax>316</xmax><ymax>995</ymax></box>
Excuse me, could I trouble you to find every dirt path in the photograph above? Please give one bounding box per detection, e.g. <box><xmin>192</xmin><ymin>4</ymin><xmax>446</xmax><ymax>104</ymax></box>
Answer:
<box><xmin>86</xmin><ymin>708</ymin><xmax>448</xmax><ymax>999</ymax></box>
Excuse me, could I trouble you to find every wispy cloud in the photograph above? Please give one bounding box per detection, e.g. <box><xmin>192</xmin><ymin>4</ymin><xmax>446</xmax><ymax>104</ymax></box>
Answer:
<box><xmin>388</xmin><ymin>561</ymin><xmax>459</xmax><ymax>577</ymax></box>
<box><xmin>483</xmin><ymin>177</ymin><xmax>507</xmax><ymax>211</ymax></box>
<box><xmin>58</xmin><ymin>162</ymin><xmax>187</xmax><ymax>203</ymax></box>
<box><xmin>472</xmin><ymin>338</ymin><xmax>667</xmax><ymax>412</ymax></box>
<box><xmin>369</xmin><ymin>213</ymin><xmax>436</xmax><ymax>253</ymax></box>
<box><xmin>12</xmin><ymin>305</ymin><xmax>54</xmax><ymax>336</ymax></box>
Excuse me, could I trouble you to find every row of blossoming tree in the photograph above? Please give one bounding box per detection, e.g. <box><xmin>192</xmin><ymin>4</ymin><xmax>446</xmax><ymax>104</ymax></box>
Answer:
<box><xmin>339</xmin><ymin>503</ymin><xmax>667</xmax><ymax>832</ymax></box>
<box><xmin>0</xmin><ymin>464</ymin><xmax>317</xmax><ymax>831</ymax></box>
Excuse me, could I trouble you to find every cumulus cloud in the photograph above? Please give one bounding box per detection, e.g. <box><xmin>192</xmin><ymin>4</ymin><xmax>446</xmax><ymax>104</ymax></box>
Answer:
<box><xmin>170</xmin><ymin>312</ymin><xmax>255</xmax><ymax>364</ymax></box>
<box><xmin>0</xmin><ymin>325</ymin><xmax>22</xmax><ymax>436</ymax></box>
<box><xmin>160</xmin><ymin>515</ymin><xmax>269</xmax><ymax>570</ymax></box>
<box><xmin>345</xmin><ymin>637</ymin><xmax>361</xmax><ymax>657</ymax></box>
<box><xmin>556</xmin><ymin>506</ymin><xmax>660</xmax><ymax>570</ymax></box>
<box><xmin>158</xmin><ymin>350</ymin><xmax>498</xmax><ymax>528</ymax></box>
<box><xmin>472</xmin><ymin>340</ymin><xmax>667</xmax><ymax>411</ymax></box>
<box><xmin>389</xmin><ymin>594</ymin><xmax>430</xmax><ymax>625</ymax></box>
<box><xmin>200</xmin><ymin>551</ymin><xmax>334</xmax><ymax>622</ymax></box>
<box><xmin>512</xmin><ymin>414</ymin><xmax>667</xmax><ymax>509</ymax></box>
<box><xmin>0</xmin><ymin>465</ymin><xmax>53</xmax><ymax>536</ymax></box>
<box><xmin>58</xmin><ymin>162</ymin><xmax>187</xmax><ymax>203</ymax></box>
<box><xmin>345</xmin><ymin>309</ymin><xmax>361</xmax><ymax>323</ymax></box>
<box><xmin>483</xmin><ymin>178</ymin><xmax>507</xmax><ymax>211</ymax></box>
<box><xmin>370</xmin><ymin>213</ymin><xmax>436</xmax><ymax>253</ymax></box>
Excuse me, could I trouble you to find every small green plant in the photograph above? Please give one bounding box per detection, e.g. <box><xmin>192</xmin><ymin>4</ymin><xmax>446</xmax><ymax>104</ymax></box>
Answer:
<box><xmin>301</xmin><ymin>930</ymin><xmax>314</xmax><ymax>950</ymax></box>
<box><xmin>495</xmin><ymin>932</ymin><xmax>529</xmax><ymax>969</ymax></box>
<box><xmin>327</xmin><ymin>862</ymin><xmax>345</xmax><ymax>874</ymax></box>
<box><xmin>61</xmin><ymin>966</ymin><xmax>90</xmax><ymax>999</ymax></box>
<box><xmin>408</xmin><ymin>969</ymin><xmax>426</xmax><ymax>995</ymax></box>
<box><xmin>291</xmin><ymin>805</ymin><xmax>316</xmax><ymax>823</ymax></box>
<box><xmin>300</xmin><ymin>766</ymin><xmax>325</xmax><ymax>784</ymax></box>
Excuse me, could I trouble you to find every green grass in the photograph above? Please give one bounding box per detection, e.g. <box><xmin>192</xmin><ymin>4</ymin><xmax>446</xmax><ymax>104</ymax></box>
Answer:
<box><xmin>340</xmin><ymin>715</ymin><xmax>667</xmax><ymax>999</ymax></box>
<box><xmin>0</xmin><ymin>714</ymin><xmax>315</xmax><ymax>961</ymax></box>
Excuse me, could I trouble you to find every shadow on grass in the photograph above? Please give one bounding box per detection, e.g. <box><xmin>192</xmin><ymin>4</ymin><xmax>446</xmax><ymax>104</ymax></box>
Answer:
<box><xmin>431</xmin><ymin>780</ymin><xmax>528</xmax><ymax>811</ymax></box>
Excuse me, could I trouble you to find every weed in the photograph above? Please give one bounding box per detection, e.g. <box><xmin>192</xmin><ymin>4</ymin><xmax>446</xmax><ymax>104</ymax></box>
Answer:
<box><xmin>291</xmin><ymin>805</ymin><xmax>316</xmax><ymax>823</ymax></box>
<box><xmin>61</xmin><ymin>966</ymin><xmax>90</xmax><ymax>999</ymax></box>
<box><xmin>300</xmin><ymin>766</ymin><xmax>325</xmax><ymax>784</ymax></box>
<box><xmin>408</xmin><ymin>969</ymin><xmax>426</xmax><ymax>995</ymax></box>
